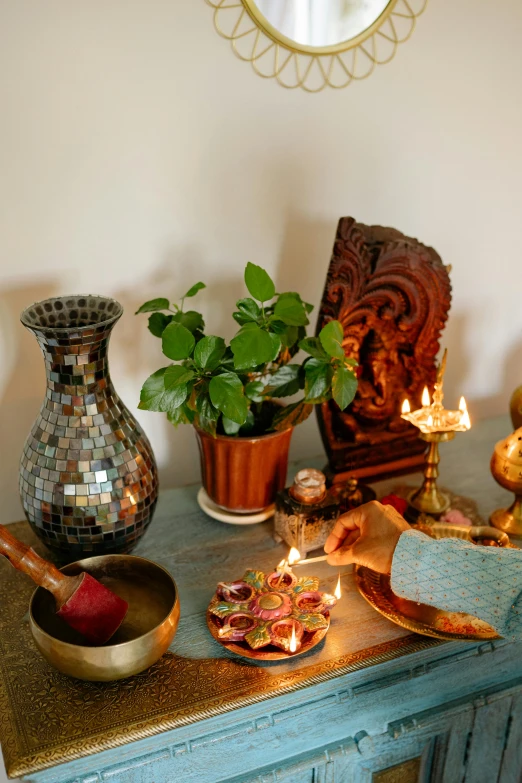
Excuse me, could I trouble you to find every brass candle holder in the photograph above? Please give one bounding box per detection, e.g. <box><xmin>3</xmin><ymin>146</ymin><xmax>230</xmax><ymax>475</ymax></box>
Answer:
<box><xmin>401</xmin><ymin>350</ymin><xmax>471</xmax><ymax>516</ymax></box>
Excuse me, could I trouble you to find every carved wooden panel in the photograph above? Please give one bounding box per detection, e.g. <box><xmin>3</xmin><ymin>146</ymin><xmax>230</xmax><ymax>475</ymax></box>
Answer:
<box><xmin>317</xmin><ymin>217</ymin><xmax>452</xmax><ymax>482</ymax></box>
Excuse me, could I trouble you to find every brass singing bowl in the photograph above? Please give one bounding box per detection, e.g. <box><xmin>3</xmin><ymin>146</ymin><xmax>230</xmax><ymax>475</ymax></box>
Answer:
<box><xmin>29</xmin><ymin>555</ymin><xmax>180</xmax><ymax>682</ymax></box>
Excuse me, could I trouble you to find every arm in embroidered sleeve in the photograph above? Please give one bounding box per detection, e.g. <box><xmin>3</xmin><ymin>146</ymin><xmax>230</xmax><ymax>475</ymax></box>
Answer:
<box><xmin>390</xmin><ymin>529</ymin><xmax>522</xmax><ymax>638</ymax></box>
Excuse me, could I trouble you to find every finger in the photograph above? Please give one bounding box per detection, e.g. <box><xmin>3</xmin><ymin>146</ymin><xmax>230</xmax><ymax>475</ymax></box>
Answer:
<box><xmin>324</xmin><ymin>508</ymin><xmax>364</xmax><ymax>553</ymax></box>
<box><xmin>326</xmin><ymin>544</ymin><xmax>357</xmax><ymax>566</ymax></box>
<box><xmin>325</xmin><ymin>529</ymin><xmax>359</xmax><ymax>557</ymax></box>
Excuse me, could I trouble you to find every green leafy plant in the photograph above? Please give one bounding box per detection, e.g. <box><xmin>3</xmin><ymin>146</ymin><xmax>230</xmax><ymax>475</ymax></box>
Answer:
<box><xmin>136</xmin><ymin>263</ymin><xmax>358</xmax><ymax>437</ymax></box>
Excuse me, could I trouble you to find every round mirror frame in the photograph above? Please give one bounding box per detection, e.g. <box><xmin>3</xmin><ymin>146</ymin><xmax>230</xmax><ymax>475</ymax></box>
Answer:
<box><xmin>206</xmin><ymin>0</ymin><xmax>428</xmax><ymax>92</ymax></box>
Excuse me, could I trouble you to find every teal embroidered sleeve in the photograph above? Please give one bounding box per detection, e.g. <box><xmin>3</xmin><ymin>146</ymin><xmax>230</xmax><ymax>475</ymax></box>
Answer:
<box><xmin>390</xmin><ymin>529</ymin><xmax>522</xmax><ymax>638</ymax></box>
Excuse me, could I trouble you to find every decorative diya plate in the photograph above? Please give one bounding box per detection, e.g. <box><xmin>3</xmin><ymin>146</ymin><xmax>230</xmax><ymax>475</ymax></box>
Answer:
<box><xmin>355</xmin><ymin>525</ymin><xmax>503</xmax><ymax>642</ymax></box>
<box><xmin>207</xmin><ymin>569</ymin><xmax>335</xmax><ymax>660</ymax></box>
<box><xmin>206</xmin><ymin>610</ymin><xmax>330</xmax><ymax>661</ymax></box>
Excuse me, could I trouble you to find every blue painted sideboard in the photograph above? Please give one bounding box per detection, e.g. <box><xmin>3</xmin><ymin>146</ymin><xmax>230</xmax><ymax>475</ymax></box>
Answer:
<box><xmin>1</xmin><ymin>416</ymin><xmax>522</xmax><ymax>783</ymax></box>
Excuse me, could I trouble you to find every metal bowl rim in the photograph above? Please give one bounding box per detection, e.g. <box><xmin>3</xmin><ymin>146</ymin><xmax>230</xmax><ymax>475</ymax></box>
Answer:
<box><xmin>29</xmin><ymin>554</ymin><xmax>179</xmax><ymax>651</ymax></box>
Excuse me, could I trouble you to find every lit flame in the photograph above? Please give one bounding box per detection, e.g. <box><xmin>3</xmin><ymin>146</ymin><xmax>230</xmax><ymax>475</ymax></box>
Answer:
<box><xmin>460</xmin><ymin>408</ymin><xmax>471</xmax><ymax>430</ymax></box>
<box><xmin>459</xmin><ymin>396</ymin><xmax>467</xmax><ymax>412</ymax></box>
<box><xmin>288</xmin><ymin>547</ymin><xmax>301</xmax><ymax>565</ymax></box>
<box><xmin>401</xmin><ymin>399</ymin><xmax>411</xmax><ymax>414</ymax></box>
<box><xmin>277</xmin><ymin>559</ymin><xmax>286</xmax><ymax>569</ymax></box>
<box><xmin>422</xmin><ymin>387</ymin><xmax>431</xmax><ymax>407</ymax></box>
<box><xmin>289</xmin><ymin>623</ymin><xmax>297</xmax><ymax>653</ymax></box>
<box><xmin>334</xmin><ymin>573</ymin><xmax>342</xmax><ymax>600</ymax></box>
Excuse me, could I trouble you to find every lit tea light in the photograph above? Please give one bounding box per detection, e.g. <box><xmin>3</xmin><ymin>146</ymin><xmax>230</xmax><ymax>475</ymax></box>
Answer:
<box><xmin>402</xmin><ymin>398</ymin><xmax>411</xmax><ymax>414</ymax></box>
<box><xmin>276</xmin><ymin>547</ymin><xmax>302</xmax><ymax>586</ymax></box>
<box><xmin>275</xmin><ymin>558</ymin><xmax>289</xmax><ymax>588</ymax></box>
<box><xmin>289</xmin><ymin>622</ymin><xmax>297</xmax><ymax>653</ymax></box>
<box><xmin>422</xmin><ymin>386</ymin><xmax>431</xmax><ymax>407</ymax></box>
<box><xmin>288</xmin><ymin>547</ymin><xmax>301</xmax><ymax>565</ymax></box>
<box><xmin>334</xmin><ymin>573</ymin><xmax>342</xmax><ymax>600</ymax></box>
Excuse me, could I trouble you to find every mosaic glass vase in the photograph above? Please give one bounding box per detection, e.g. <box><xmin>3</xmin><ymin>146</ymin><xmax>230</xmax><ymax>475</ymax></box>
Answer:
<box><xmin>19</xmin><ymin>295</ymin><xmax>158</xmax><ymax>559</ymax></box>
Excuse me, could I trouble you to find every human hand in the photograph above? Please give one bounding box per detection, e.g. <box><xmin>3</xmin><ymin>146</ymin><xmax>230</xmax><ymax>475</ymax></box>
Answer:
<box><xmin>324</xmin><ymin>501</ymin><xmax>411</xmax><ymax>574</ymax></box>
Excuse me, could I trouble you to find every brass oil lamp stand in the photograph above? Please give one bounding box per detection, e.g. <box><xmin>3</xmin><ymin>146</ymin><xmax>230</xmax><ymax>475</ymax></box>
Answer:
<box><xmin>401</xmin><ymin>350</ymin><xmax>471</xmax><ymax>517</ymax></box>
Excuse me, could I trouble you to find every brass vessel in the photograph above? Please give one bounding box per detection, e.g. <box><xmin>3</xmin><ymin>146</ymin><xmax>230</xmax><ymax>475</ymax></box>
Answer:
<box><xmin>490</xmin><ymin>427</ymin><xmax>522</xmax><ymax>536</ymax></box>
<box><xmin>29</xmin><ymin>554</ymin><xmax>180</xmax><ymax>681</ymax></box>
<box><xmin>511</xmin><ymin>386</ymin><xmax>522</xmax><ymax>430</ymax></box>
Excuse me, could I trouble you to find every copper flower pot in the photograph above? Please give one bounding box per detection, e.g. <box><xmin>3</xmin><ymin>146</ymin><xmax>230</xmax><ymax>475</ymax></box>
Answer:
<box><xmin>195</xmin><ymin>427</ymin><xmax>293</xmax><ymax>513</ymax></box>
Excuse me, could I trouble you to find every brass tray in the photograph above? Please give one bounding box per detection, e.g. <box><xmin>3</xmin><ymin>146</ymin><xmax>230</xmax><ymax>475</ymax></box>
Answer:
<box><xmin>206</xmin><ymin>608</ymin><xmax>330</xmax><ymax>661</ymax></box>
<box><xmin>355</xmin><ymin>524</ymin><xmax>504</xmax><ymax>642</ymax></box>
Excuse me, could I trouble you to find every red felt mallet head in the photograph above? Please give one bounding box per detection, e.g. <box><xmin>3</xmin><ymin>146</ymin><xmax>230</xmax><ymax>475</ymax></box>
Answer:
<box><xmin>0</xmin><ymin>525</ymin><xmax>128</xmax><ymax>645</ymax></box>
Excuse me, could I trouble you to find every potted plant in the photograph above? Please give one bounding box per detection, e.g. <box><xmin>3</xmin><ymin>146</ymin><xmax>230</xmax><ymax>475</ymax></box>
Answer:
<box><xmin>136</xmin><ymin>263</ymin><xmax>358</xmax><ymax>514</ymax></box>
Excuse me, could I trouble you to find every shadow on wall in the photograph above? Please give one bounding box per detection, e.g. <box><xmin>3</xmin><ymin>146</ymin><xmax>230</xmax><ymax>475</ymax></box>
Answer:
<box><xmin>275</xmin><ymin>211</ymin><xmax>336</xmax><ymax>306</ymax></box>
<box><xmin>439</xmin><ymin>311</ymin><xmax>470</xmax><ymax>405</ymax></box>
<box><xmin>444</xmin><ymin>302</ymin><xmax>522</xmax><ymax>422</ymax></box>
<box><xmin>110</xmin><ymin>252</ymin><xmax>248</xmax><ymax>496</ymax></box>
<box><xmin>471</xmin><ymin>339</ymin><xmax>522</xmax><ymax>424</ymax></box>
<box><xmin>274</xmin><ymin>212</ymin><xmax>338</xmax><ymax>464</ymax></box>
<box><xmin>0</xmin><ymin>282</ymin><xmax>57</xmax><ymax>523</ymax></box>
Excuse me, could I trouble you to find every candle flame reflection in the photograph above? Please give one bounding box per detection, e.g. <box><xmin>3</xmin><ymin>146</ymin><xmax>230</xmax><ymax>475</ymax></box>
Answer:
<box><xmin>288</xmin><ymin>547</ymin><xmax>301</xmax><ymax>565</ymax></box>
<box><xmin>289</xmin><ymin>623</ymin><xmax>297</xmax><ymax>653</ymax></box>
<box><xmin>422</xmin><ymin>387</ymin><xmax>431</xmax><ymax>407</ymax></box>
<box><xmin>334</xmin><ymin>574</ymin><xmax>342</xmax><ymax>600</ymax></box>
<box><xmin>402</xmin><ymin>399</ymin><xmax>411</xmax><ymax>414</ymax></box>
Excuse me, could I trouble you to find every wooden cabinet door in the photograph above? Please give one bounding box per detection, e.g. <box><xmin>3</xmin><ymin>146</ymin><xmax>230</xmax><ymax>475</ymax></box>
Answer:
<box><xmin>241</xmin><ymin>683</ymin><xmax>522</xmax><ymax>783</ymax></box>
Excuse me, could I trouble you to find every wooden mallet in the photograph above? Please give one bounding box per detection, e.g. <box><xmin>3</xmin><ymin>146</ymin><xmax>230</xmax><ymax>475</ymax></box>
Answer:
<box><xmin>0</xmin><ymin>524</ymin><xmax>128</xmax><ymax>645</ymax></box>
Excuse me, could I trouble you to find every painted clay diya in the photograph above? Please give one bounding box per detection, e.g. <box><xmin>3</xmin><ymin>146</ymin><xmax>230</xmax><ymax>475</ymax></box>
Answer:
<box><xmin>207</xmin><ymin>569</ymin><xmax>336</xmax><ymax>660</ymax></box>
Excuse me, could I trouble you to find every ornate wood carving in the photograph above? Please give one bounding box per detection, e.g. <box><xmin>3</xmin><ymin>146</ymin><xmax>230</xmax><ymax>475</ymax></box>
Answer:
<box><xmin>317</xmin><ymin>217</ymin><xmax>452</xmax><ymax>482</ymax></box>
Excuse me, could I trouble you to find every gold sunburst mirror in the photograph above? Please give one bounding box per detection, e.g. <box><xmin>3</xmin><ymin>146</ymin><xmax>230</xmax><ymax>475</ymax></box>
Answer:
<box><xmin>206</xmin><ymin>0</ymin><xmax>428</xmax><ymax>92</ymax></box>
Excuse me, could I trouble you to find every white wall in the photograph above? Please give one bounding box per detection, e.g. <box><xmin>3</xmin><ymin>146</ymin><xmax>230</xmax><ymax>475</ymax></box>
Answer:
<box><xmin>1</xmin><ymin>0</ymin><xmax>522</xmax><ymax>525</ymax></box>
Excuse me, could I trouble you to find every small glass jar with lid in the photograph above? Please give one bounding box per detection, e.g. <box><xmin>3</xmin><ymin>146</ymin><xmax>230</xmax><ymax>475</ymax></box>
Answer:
<box><xmin>273</xmin><ymin>468</ymin><xmax>340</xmax><ymax>555</ymax></box>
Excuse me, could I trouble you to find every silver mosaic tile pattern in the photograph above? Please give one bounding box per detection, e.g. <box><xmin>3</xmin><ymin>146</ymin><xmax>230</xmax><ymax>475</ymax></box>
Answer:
<box><xmin>19</xmin><ymin>295</ymin><xmax>158</xmax><ymax>559</ymax></box>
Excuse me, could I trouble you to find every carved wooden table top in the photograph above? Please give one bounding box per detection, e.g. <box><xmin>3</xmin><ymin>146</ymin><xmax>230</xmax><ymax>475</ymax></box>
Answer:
<box><xmin>0</xmin><ymin>415</ymin><xmax>513</xmax><ymax>779</ymax></box>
